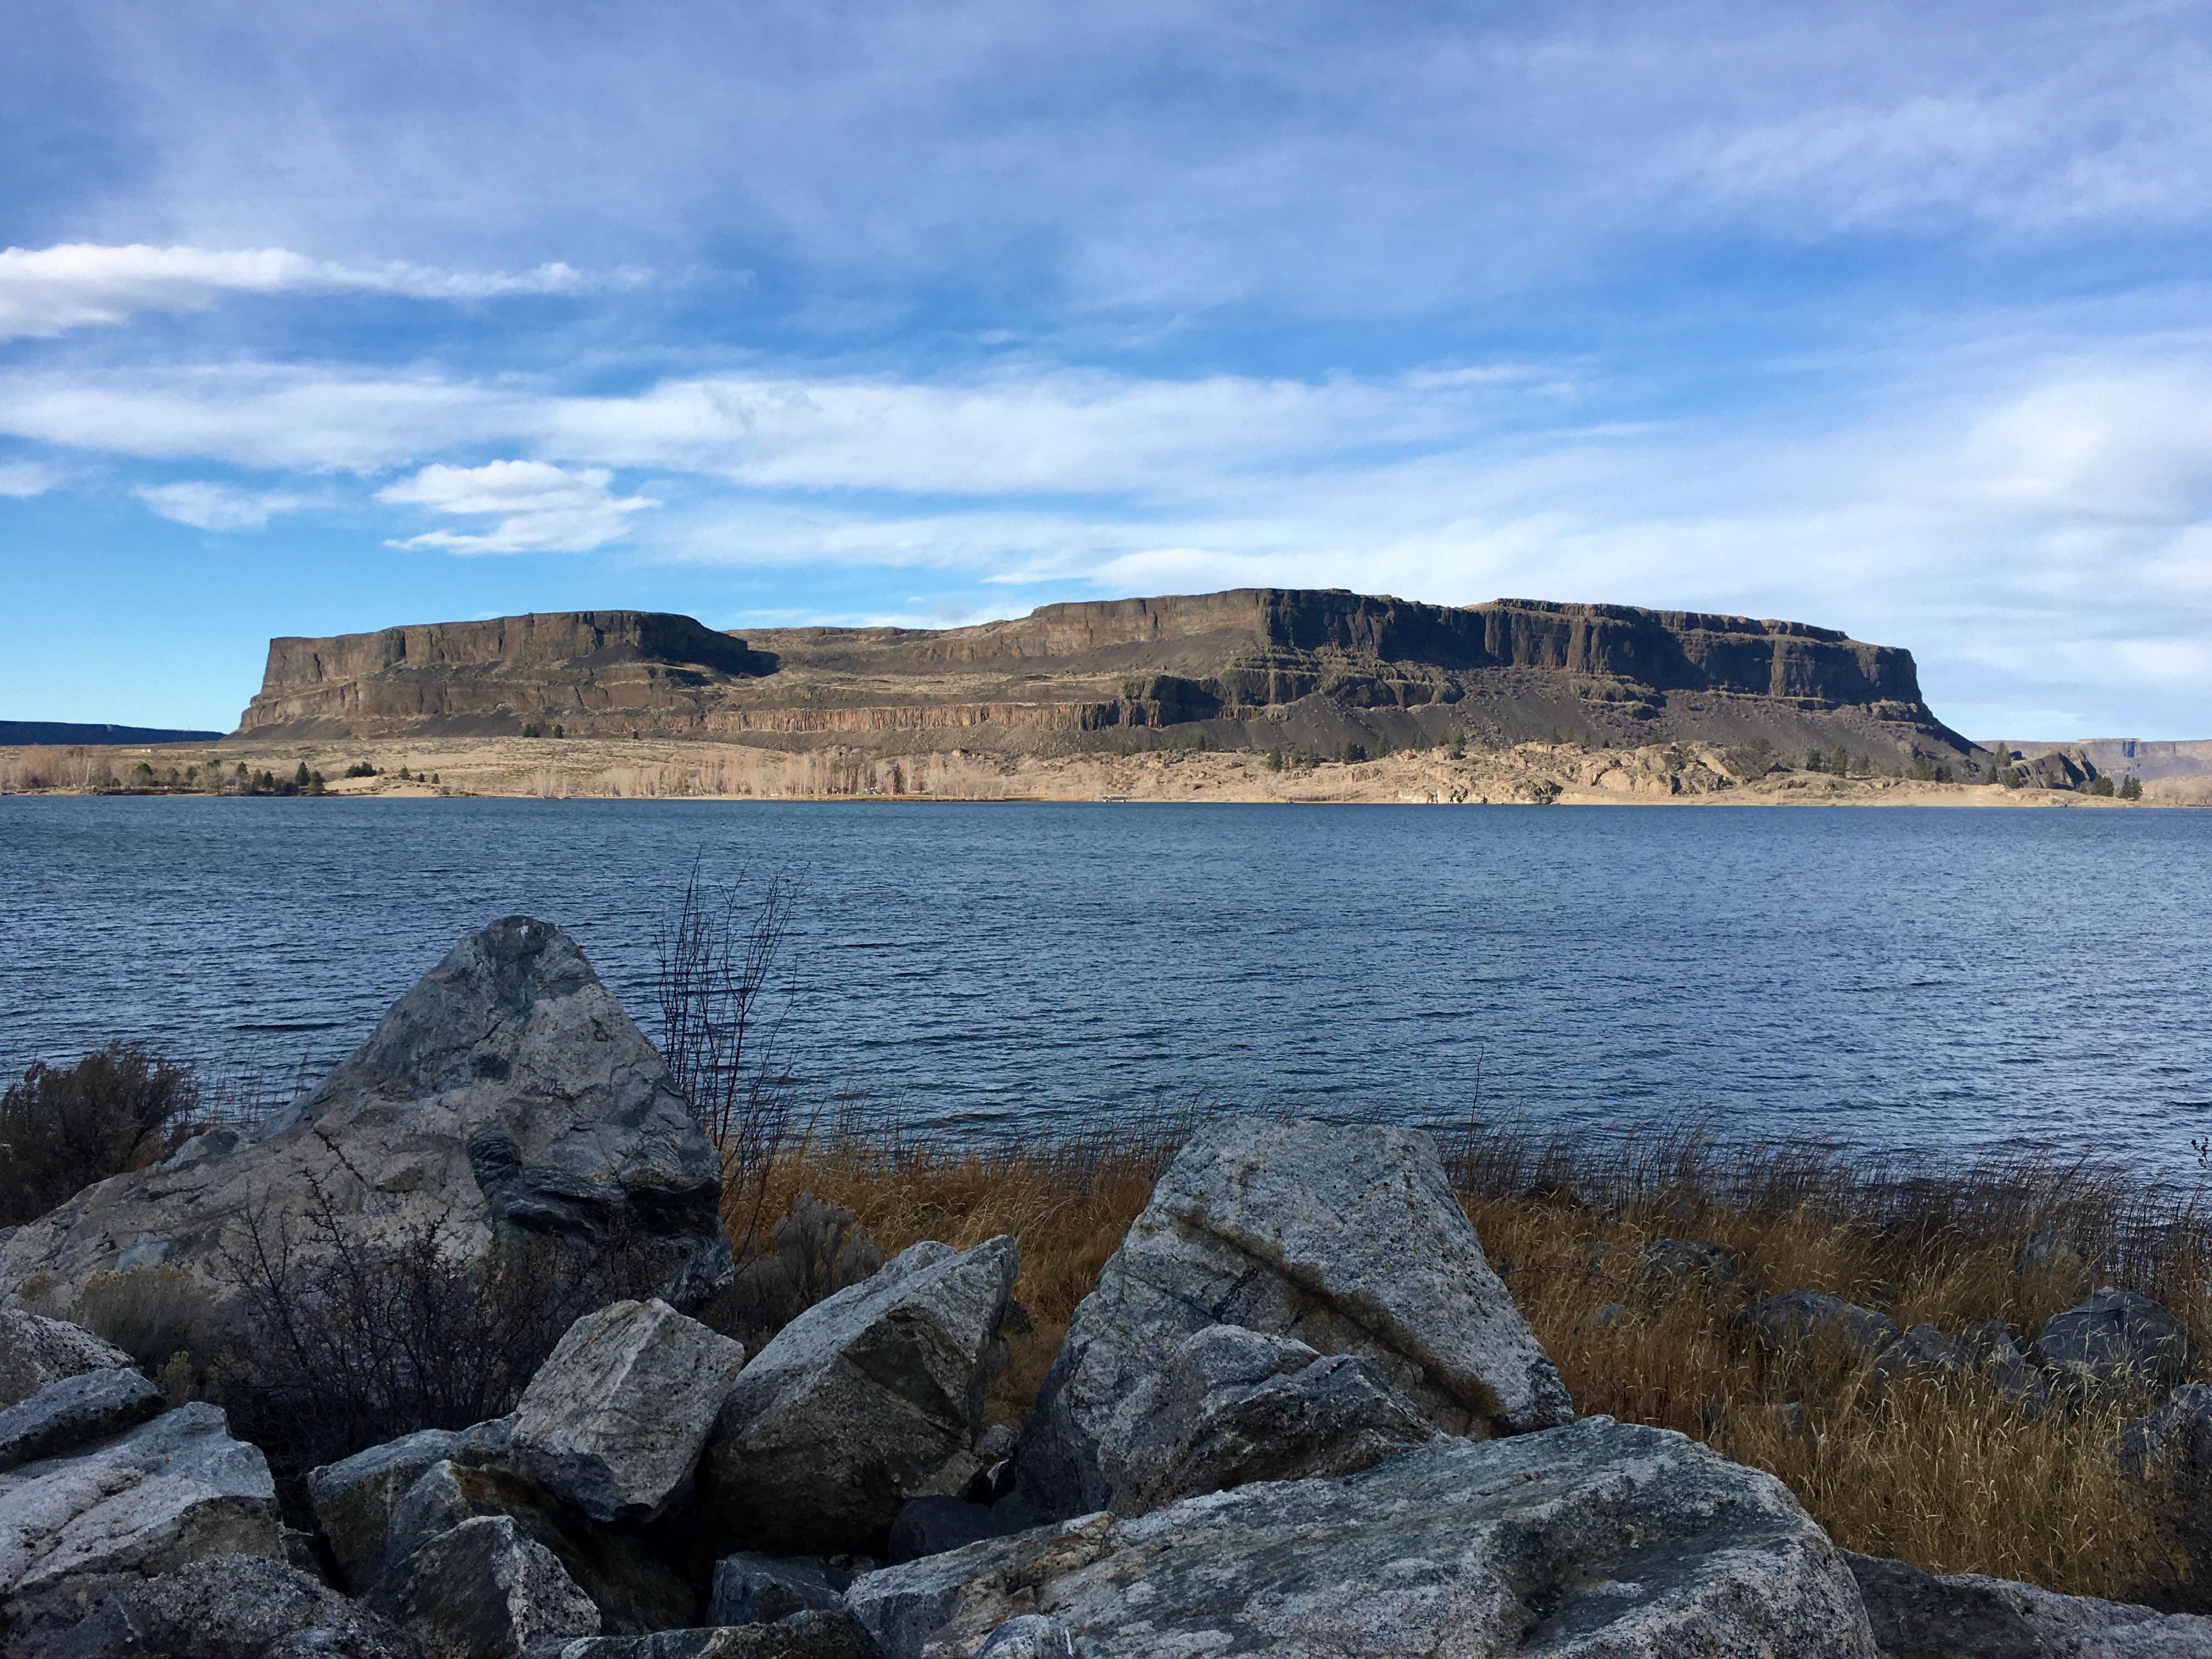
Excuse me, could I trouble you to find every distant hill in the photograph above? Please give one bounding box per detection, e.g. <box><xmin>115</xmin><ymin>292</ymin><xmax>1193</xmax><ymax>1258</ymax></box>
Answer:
<box><xmin>234</xmin><ymin>590</ymin><xmax>1979</xmax><ymax>768</ymax></box>
<box><xmin>1</xmin><ymin>720</ymin><xmax>223</xmax><ymax>746</ymax></box>
<box><xmin>1997</xmin><ymin>738</ymin><xmax>2212</xmax><ymax>782</ymax></box>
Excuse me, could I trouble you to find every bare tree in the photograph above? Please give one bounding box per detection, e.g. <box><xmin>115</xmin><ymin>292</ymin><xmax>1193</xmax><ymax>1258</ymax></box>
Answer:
<box><xmin>654</xmin><ymin>862</ymin><xmax>806</xmax><ymax>1254</ymax></box>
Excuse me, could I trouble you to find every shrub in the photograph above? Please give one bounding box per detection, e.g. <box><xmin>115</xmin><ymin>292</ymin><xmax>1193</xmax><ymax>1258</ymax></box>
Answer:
<box><xmin>0</xmin><ymin>1045</ymin><xmax>203</xmax><ymax>1225</ymax></box>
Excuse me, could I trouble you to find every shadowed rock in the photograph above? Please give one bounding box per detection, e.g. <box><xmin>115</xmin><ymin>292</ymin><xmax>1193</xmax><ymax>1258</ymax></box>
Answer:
<box><xmin>1846</xmin><ymin>1549</ymin><xmax>2212</xmax><ymax>1658</ymax></box>
<box><xmin>0</xmin><ymin>1310</ymin><xmax>135</xmax><ymax>1410</ymax></box>
<box><xmin>512</xmin><ymin>1300</ymin><xmax>744</xmax><ymax>1525</ymax></box>
<box><xmin>0</xmin><ymin>1403</ymin><xmax>280</xmax><ymax>1599</ymax></box>
<box><xmin>1094</xmin><ymin>1323</ymin><xmax>1432</xmax><ymax>1515</ymax></box>
<box><xmin>517</xmin><ymin>1614</ymin><xmax>870</xmax><ymax>1659</ymax></box>
<box><xmin>0</xmin><ymin>1553</ymin><xmax>422</xmax><ymax>1659</ymax></box>
<box><xmin>707</xmin><ymin>1554</ymin><xmax>850</xmax><ymax>1624</ymax></box>
<box><xmin>849</xmin><ymin>1418</ymin><xmax>1876</xmax><ymax>1659</ymax></box>
<box><xmin>0</xmin><ymin>919</ymin><xmax>733</xmax><ymax>1314</ymax></box>
<box><xmin>309</xmin><ymin>1422</ymin><xmax>515</xmax><ymax>1596</ymax></box>
<box><xmin>699</xmin><ymin>1236</ymin><xmax>1019</xmax><ymax>1558</ymax></box>
<box><xmin>371</xmin><ymin>1515</ymin><xmax>600</xmax><ymax>1659</ymax></box>
<box><xmin>0</xmin><ymin>1368</ymin><xmax>164</xmax><ymax>1475</ymax></box>
<box><xmin>1745</xmin><ymin>1290</ymin><xmax>1903</xmax><ymax>1363</ymax></box>
<box><xmin>1012</xmin><ymin>1118</ymin><xmax>1570</xmax><ymax>1519</ymax></box>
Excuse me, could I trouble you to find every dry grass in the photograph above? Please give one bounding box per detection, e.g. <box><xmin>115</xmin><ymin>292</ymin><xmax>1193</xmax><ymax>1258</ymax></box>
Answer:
<box><xmin>726</xmin><ymin>1110</ymin><xmax>2212</xmax><ymax>1609</ymax></box>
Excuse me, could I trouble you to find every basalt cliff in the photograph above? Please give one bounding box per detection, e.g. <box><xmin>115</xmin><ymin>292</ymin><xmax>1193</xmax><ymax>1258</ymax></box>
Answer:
<box><xmin>235</xmin><ymin>590</ymin><xmax>1974</xmax><ymax>764</ymax></box>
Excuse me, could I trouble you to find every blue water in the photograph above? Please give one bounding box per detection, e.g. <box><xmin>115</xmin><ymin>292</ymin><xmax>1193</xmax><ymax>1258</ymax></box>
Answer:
<box><xmin>2</xmin><ymin>797</ymin><xmax>2207</xmax><ymax>1165</ymax></box>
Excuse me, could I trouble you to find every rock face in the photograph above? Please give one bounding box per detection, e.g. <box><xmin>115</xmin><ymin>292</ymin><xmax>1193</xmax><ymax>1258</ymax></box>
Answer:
<box><xmin>0</xmin><ymin>1369</ymin><xmax>165</xmax><ymax>1475</ymax></box>
<box><xmin>699</xmin><ymin>1237</ymin><xmax>1019</xmax><ymax>1557</ymax></box>
<box><xmin>1013</xmin><ymin>1118</ymin><xmax>1570</xmax><ymax>1519</ymax></box>
<box><xmin>0</xmin><ymin>1311</ymin><xmax>136</xmax><ymax>1410</ymax></box>
<box><xmin>1</xmin><ymin>1553</ymin><xmax>422</xmax><ymax>1659</ymax></box>
<box><xmin>1845</xmin><ymin>1550</ymin><xmax>2212</xmax><ymax>1658</ymax></box>
<box><xmin>0</xmin><ymin>1403</ymin><xmax>280</xmax><ymax>1598</ymax></box>
<box><xmin>849</xmin><ymin>1418</ymin><xmax>1876</xmax><ymax>1658</ymax></box>
<box><xmin>511</xmin><ymin>1301</ymin><xmax>746</xmax><ymax>1525</ymax></box>
<box><xmin>0</xmin><ymin>918</ymin><xmax>732</xmax><ymax>1313</ymax></box>
<box><xmin>2032</xmin><ymin>1290</ymin><xmax>2198</xmax><ymax>1392</ymax></box>
<box><xmin>371</xmin><ymin>1515</ymin><xmax>600</xmax><ymax>1659</ymax></box>
<box><xmin>1094</xmin><ymin>1324</ymin><xmax>1432</xmax><ymax>1515</ymax></box>
<box><xmin>236</xmin><ymin>590</ymin><xmax>1971</xmax><ymax>764</ymax></box>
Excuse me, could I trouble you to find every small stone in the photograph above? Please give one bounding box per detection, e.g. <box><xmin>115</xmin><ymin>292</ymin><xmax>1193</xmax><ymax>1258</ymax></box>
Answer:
<box><xmin>511</xmin><ymin>1298</ymin><xmax>745</xmax><ymax>1525</ymax></box>
<box><xmin>0</xmin><ymin>1366</ymin><xmax>164</xmax><ymax>1473</ymax></box>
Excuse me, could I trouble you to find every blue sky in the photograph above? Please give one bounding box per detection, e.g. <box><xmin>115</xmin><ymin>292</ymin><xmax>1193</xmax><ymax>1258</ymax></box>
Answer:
<box><xmin>2</xmin><ymin>2</ymin><xmax>2209</xmax><ymax>738</ymax></box>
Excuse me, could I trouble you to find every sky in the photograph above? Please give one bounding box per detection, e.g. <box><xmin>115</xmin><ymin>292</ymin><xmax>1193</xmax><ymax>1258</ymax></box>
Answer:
<box><xmin>2</xmin><ymin>2</ymin><xmax>2209</xmax><ymax>738</ymax></box>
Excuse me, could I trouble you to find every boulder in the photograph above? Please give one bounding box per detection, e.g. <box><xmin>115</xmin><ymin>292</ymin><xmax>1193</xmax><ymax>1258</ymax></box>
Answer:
<box><xmin>0</xmin><ymin>1310</ymin><xmax>135</xmax><ymax>1410</ymax></box>
<box><xmin>382</xmin><ymin>1460</ymin><xmax>697</xmax><ymax>1636</ymax></box>
<box><xmin>706</xmin><ymin>1553</ymin><xmax>849</xmax><ymax>1624</ymax></box>
<box><xmin>309</xmin><ymin>1423</ymin><xmax>514</xmax><ymax>1596</ymax></box>
<box><xmin>371</xmin><ymin>1515</ymin><xmax>600</xmax><ymax>1659</ymax></box>
<box><xmin>1632</xmin><ymin>1239</ymin><xmax>1748</xmax><ymax>1305</ymax></box>
<box><xmin>1011</xmin><ymin>1118</ymin><xmax>1570</xmax><ymax>1519</ymax></box>
<box><xmin>0</xmin><ymin>1368</ymin><xmax>165</xmax><ymax>1474</ymax></box>
<box><xmin>2033</xmin><ymin>1290</ymin><xmax>2198</xmax><ymax>1393</ymax></box>
<box><xmin>698</xmin><ymin>1235</ymin><xmax>1019</xmax><ymax>1557</ymax></box>
<box><xmin>1745</xmin><ymin>1290</ymin><xmax>1903</xmax><ymax>1362</ymax></box>
<box><xmin>0</xmin><ymin>919</ymin><xmax>733</xmax><ymax>1313</ymax></box>
<box><xmin>1094</xmin><ymin>1323</ymin><xmax>1431</xmax><ymax>1515</ymax></box>
<box><xmin>0</xmin><ymin>1403</ymin><xmax>280</xmax><ymax>1598</ymax></box>
<box><xmin>1880</xmin><ymin>1324</ymin><xmax>1976</xmax><ymax>1382</ymax></box>
<box><xmin>517</xmin><ymin>1614</ymin><xmax>869</xmax><ymax>1659</ymax></box>
<box><xmin>973</xmin><ymin>1618</ymin><xmax>1076</xmax><ymax>1659</ymax></box>
<box><xmin>1845</xmin><ymin>1549</ymin><xmax>2212</xmax><ymax>1658</ymax></box>
<box><xmin>0</xmin><ymin>1553</ymin><xmax>421</xmax><ymax>1658</ymax></box>
<box><xmin>512</xmin><ymin>1301</ymin><xmax>744</xmax><ymax>1525</ymax></box>
<box><xmin>2115</xmin><ymin>1383</ymin><xmax>2212</xmax><ymax>1479</ymax></box>
<box><xmin>849</xmin><ymin>1417</ymin><xmax>1876</xmax><ymax>1658</ymax></box>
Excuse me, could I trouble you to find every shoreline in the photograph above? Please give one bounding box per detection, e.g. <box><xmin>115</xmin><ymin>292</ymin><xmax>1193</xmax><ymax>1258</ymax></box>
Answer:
<box><xmin>6</xmin><ymin>733</ymin><xmax>2207</xmax><ymax>806</ymax></box>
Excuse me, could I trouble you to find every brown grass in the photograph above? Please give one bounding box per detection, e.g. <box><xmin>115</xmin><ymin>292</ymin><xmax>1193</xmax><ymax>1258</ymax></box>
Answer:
<box><xmin>726</xmin><ymin>1110</ymin><xmax>2212</xmax><ymax>1608</ymax></box>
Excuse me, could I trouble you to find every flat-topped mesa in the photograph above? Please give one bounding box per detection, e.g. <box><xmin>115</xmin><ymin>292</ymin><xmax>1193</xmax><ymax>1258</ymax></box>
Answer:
<box><xmin>237</xmin><ymin>611</ymin><xmax>776</xmax><ymax>737</ymax></box>
<box><xmin>235</xmin><ymin>590</ymin><xmax>1970</xmax><ymax>760</ymax></box>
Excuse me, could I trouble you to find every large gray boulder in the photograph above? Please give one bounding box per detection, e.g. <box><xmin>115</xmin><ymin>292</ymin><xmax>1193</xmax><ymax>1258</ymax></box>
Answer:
<box><xmin>0</xmin><ymin>919</ymin><xmax>733</xmax><ymax>1312</ymax></box>
<box><xmin>512</xmin><ymin>1300</ymin><xmax>745</xmax><ymax>1525</ymax></box>
<box><xmin>698</xmin><ymin>1236</ymin><xmax>1019</xmax><ymax>1557</ymax></box>
<box><xmin>1012</xmin><ymin>1118</ymin><xmax>1570</xmax><ymax>1518</ymax></box>
<box><xmin>0</xmin><ymin>1310</ymin><xmax>135</xmax><ymax>1410</ymax></box>
<box><xmin>2033</xmin><ymin>1290</ymin><xmax>2198</xmax><ymax>1393</ymax></box>
<box><xmin>308</xmin><ymin>1422</ymin><xmax>516</xmax><ymax>1596</ymax></box>
<box><xmin>518</xmin><ymin>1616</ymin><xmax>870</xmax><ymax>1659</ymax></box>
<box><xmin>0</xmin><ymin>1553</ymin><xmax>422</xmax><ymax>1658</ymax></box>
<box><xmin>1846</xmin><ymin>1549</ymin><xmax>2212</xmax><ymax>1657</ymax></box>
<box><xmin>1094</xmin><ymin>1323</ymin><xmax>1432</xmax><ymax>1515</ymax></box>
<box><xmin>0</xmin><ymin>1368</ymin><xmax>164</xmax><ymax>1475</ymax></box>
<box><xmin>849</xmin><ymin>1417</ymin><xmax>1875</xmax><ymax>1658</ymax></box>
<box><xmin>381</xmin><ymin>1460</ymin><xmax>698</xmax><ymax>1637</ymax></box>
<box><xmin>371</xmin><ymin>1515</ymin><xmax>600</xmax><ymax>1659</ymax></box>
<box><xmin>0</xmin><ymin>1403</ymin><xmax>280</xmax><ymax>1599</ymax></box>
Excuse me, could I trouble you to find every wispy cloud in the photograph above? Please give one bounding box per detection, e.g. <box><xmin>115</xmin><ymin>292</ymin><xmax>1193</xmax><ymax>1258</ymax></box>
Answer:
<box><xmin>0</xmin><ymin>459</ymin><xmax>60</xmax><ymax>498</ymax></box>
<box><xmin>134</xmin><ymin>479</ymin><xmax>308</xmax><ymax>532</ymax></box>
<box><xmin>377</xmin><ymin>459</ymin><xmax>657</xmax><ymax>554</ymax></box>
<box><xmin>0</xmin><ymin>244</ymin><xmax>608</xmax><ymax>339</ymax></box>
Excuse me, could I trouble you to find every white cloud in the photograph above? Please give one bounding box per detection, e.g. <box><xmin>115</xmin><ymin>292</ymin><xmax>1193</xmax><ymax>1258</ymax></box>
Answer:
<box><xmin>0</xmin><ymin>459</ymin><xmax>60</xmax><ymax>498</ymax></box>
<box><xmin>377</xmin><ymin>459</ymin><xmax>657</xmax><ymax>554</ymax></box>
<box><xmin>134</xmin><ymin>480</ymin><xmax>307</xmax><ymax>532</ymax></box>
<box><xmin>0</xmin><ymin>244</ymin><xmax>600</xmax><ymax>339</ymax></box>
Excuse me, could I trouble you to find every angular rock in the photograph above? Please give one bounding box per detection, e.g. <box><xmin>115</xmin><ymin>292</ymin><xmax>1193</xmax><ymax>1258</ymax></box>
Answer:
<box><xmin>1094</xmin><ymin>1323</ymin><xmax>1431</xmax><ymax>1515</ymax></box>
<box><xmin>973</xmin><ymin>1618</ymin><xmax>1076</xmax><ymax>1659</ymax></box>
<box><xmin>884</xmin><ymin>1498</ymin><xmax>1025</xmax><ymax>1566</ymax></box>
<box><xmin>0</xmin><ymin>1402</ymin><xmax>280</xmax><ymax>1598</ymax></box>
<box><xmin>1846</xmin><ymin>1549</ymin><xmax>2212</xmax><ymax>1658</ymax></box>
<box><xmin>311</xmin><ymin>1428</ymin><xmax>482</xmax><ymax>1595</ymax></box>
<box><xmin>2033</xmin><ymin>1289</ymin><xmax>2198</xmax><ymax>1393</ymax></box>
<box><xmin>0</xmin><ymin>1553</ymin><xmax>422</xmax><ymax>1659</ymax></box>
<box><xmin>850</xmin><ymin>1418</ymin><xmax>1874</xmax><ymax>1658</ymax></box>
<box><xmin>1012</xmin><ymin>1118</ymin><xmax>1570</xmax><ymax>1519</ymax></box>
<box><xmin>1632</xmin><ymin>1238</ymin><xmax>1748</xmax><ymax>1305</ymax></box>
<box><xmin>0</xmin><ymin>1367</ymin><xmax>164</xmax><ymax>1474</ymax></box>
<box><xmin>371</xmin><ymin>1515</ymin><xmax>600</xmax><ymax>1659</ymax></box>
<box><xmin>517</xmin><ymin>1613</ymin><xmax>869</xmax><ymax>1659</ymax></box>
<box><xmin>2115</xmin><ymin>1382</ymin><xmax>2212</xmax><ymax>1479</ymax></box>
<box><xmin>0</xmin><ymin>1309</ymin><xmax>135</xmax><ymax>1410</ymax></box>
<box><xmin>699</xmin><ymin>1235</ymin><xmax>1019</xmax><ymax>1556</ymax></box>
<box><xmin>1746</xmin><ymin>1290</ymin><xmax>1903</xmax><ymax>1362</ymax></box>
<box><xmin>512</xmin><ymin>1300</ymin><xmax>744</xmax><ymax>1525</ymax></box>
<box><xmin>382</xmin><ymin>1460</ymin><xmax>697</xmax><ymax>1636</ymax></box>
<box><xmin>707</xmin><ymin>1554</ymin><xmax>849</xmax><ymax>1624</ymax></box>
<box><xmin>1880</xmin><ymin>1324</ymin><xmax>1976</xmax><ymax>1382</ymax></box>
<box><xmin>0</xmin><ymin>919</ymin><xmax>733</xmax><ymax>1313</ymax></box>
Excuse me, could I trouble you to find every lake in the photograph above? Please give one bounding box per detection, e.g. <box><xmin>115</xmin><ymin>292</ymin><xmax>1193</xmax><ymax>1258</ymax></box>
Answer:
<box><xmin>2</xmin><ymin>797</ymin><xmax>2206</xmax><ymax>1166</ymax></box>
